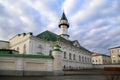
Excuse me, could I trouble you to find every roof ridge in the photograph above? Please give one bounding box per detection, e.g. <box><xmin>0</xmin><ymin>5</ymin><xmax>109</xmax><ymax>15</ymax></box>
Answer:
<box><xmin>37</xmin><ymin>30</ymin><xmax>69</xmax><ymax>39</ymax></box>
<box><xmin>110</xmin><ymin>46</ymin><xmax>120</xmax><ymax>49</ymax></box>
<box><xmin>93</xmin><ymin>53</ymin><xmax>110</xmax><ymax>56</ymax></box>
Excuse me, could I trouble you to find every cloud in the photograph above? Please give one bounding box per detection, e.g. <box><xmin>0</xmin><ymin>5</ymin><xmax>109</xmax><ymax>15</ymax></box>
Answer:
<box><xmin>0</xmin><ymin>0</ymin><xmax>36</xmax><ymax>31</ymax></box>
<box><xmin>0</xmin><ymin>0</ymin><xmax>120</xmax><ymax>54</ymax></box>
<box><xmin>70</xmin><ymin>0</ymin><xmax>106</xmax><ymax>24</ymax></box>
<box><xmin>68</xmin><ymin>0</ymin><xmax>120</xmax><ymax>54</ymax></box>
<box><xmin>0</xmin><ymin>0</ymin><xmax>59</xmax><ymax>39</ymax></box>
<box><xmin>23</xmin><ymin>0</ymin><xmax>59</xmax><ymax>32</ymax></box>
<box><xmin>62</xmin><ymin>0</ymin><xmax>77</xmax><ymax>14</ymax></box>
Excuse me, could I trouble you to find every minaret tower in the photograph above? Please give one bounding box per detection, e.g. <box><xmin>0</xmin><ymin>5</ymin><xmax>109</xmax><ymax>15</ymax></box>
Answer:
<box><xmin>59</xmin><ymin>12</ymin><xmax>69</xmax><ymax>40</ymax></box>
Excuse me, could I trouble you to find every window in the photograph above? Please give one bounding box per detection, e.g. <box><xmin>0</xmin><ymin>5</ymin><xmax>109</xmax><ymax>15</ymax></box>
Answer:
<box><xmin>96</xmin><ymin>60</ymin><xmax>97</xmax><ymax>62</ymax></box>
<box><xmin>113</xmin><ymin>60</ymin><xmax>116</xmax><ymax>63</ymax></box>
<box><xmin>103</xmin><ymin>60</ymin><xmax>105</xmax><ymax>62</ymax></box>
<box><xmin>89</xmin><ymin>58</ymin><xmax>91</xmax><ymax>63</ymax></box>
<box><xmin>64</xmin><ymin>52</ymin><xmax>67</xmax><ymax>59</ymax></box>
<box><xmin>88</xmin><ymin>58</ymin><xmax>90</xmax><ymax>63</ymax></box>
<box><xmin>104</xmin><ymin>60</ymin><xmax>106</xmax><ymax>63</ymax></box>
<box><xmin>79</xmin><ymin>55</ymin><xmax>81</xmax><ymax>62</ymax></box>
<box><xmin>69</xmin><ymin>53</ymin><xmax>72</xmax><ymax>60</ymax></box>
<box><xmin>82</xmin><ymin>56</ymin><xmax>84</xmax><ymax>63</ymax></box>
<box><xmin>69</xmin><ymin>66</ymin><xmax>71</xmax><ymax>69</ymax></box>
<box><xmin>85</xmin><ymin>57</ymin><xmax>87</xmax><ymax>63</ymax></box>
<box><xmin>87</xmin><ymin>58</ymin><xmax>89</xmax><ymax>63</ymax></box>
<box><xmin>73</xmin><ymin>54</ymin><xmax>75</xmax><ymax>60</ymax></box>
<box><xmin>38</xmin><ymin>44</ymin><xmax>42</xmax><ymax>48</ymax></box>
<box><xmin>99</xmin><ymin>59</ymin><xmax>101</xmax><ymax>62</ymax></box>
<box><xmin>38</xmin><ymin>44</ymin><xmax>42</xmax><ymax>53</ymax></box>
<box><xmin>118</xmin><ymin>54</ymin><xmax>120</xmax><ymax>57</ymax></box>
<box><xmin>92</xmin><ymin>60</ymin><xmax>94</xmax><ymax>62</ymax></box>
<box><xmin>118</xmin><ymin>60</ymin><xmax>120</xmax><ymax>63</ymax></box>
<box><xmin>63</xmin><ymin>65</ymin><xmax>66</xmax><ymax>70</ymax></box>
<box><xmin>49</xmin><ymin>50</ymin><xmax>52</xmax><ymax>55</ymax></box>
<box><xmin>111</xmin><ymin>50</ymin><xmax>113</xmax><ymax>53</ymax></box>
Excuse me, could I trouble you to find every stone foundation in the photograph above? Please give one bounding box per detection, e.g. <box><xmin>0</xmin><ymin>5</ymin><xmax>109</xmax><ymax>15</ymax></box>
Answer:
<box><xmin>0</xmin><ymin>70</ymin><xmax>55</xmax><ymax>76</ymax></box>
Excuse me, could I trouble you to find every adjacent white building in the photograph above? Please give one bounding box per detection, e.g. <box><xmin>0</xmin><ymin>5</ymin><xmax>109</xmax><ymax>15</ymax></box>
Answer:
<box><xmin>0</xmin><ymin>40</ymin><xmax>9</xmax><ymax>49</ymax></box>
<box><xmin>110</xmin><ymin>46</ymin><xmax>120</xmax><ymax>64</ymax></box>
<box><xmin>9</xmin><ymin>12</ymin><xmax>93</xmax><ymax>70</ymax></box>
<box><xmin>92</xmin><ymin>53</ymin><xmax>111</xmax><ymax>64</ymax></box>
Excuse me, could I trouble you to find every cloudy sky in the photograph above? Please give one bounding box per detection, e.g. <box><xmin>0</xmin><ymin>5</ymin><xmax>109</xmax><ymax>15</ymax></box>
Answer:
<box><xmin>0</xmin><ymin>0</ymin><xmax>120</xmax><ymax>55</ymax></box>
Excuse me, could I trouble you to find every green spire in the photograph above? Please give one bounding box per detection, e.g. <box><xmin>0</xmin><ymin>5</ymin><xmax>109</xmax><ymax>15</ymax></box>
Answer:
<box><xmin>61</xmin><ymin>12</ymin><xmax>67</xmax><ymax>20</ymax></box>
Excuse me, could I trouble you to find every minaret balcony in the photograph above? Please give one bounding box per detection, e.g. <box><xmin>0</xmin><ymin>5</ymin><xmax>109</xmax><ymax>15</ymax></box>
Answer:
<box><xmin>59</xmin><ymin>20</ymin><xmax>69</xmax><ymax>28</ymax></box>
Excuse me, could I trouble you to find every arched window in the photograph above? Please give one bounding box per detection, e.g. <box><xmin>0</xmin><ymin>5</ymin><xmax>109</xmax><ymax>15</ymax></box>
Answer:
<box><xmin>88</xmin><ymin>58</ymin><xmax>90</xmax><ymax>63</ymax></box>
<box><xmin>96</xmin><ymin>60</ymin><xmax>98</xmax><ymax>62</ymax></box>
<box><xmin>69</xmin><ymin>53</ymin><xmax>72</xmax><ymax>60</ymax></box>
<box><xmin>63</xmin><ymin>65</ymin><xmax>66</xmax><ymax>70</ymax></box>
<box><xmin>69</xmin><ymin>66</ymin><xmax>71</xmax><ymax>69</ymax></box>
<box><xmin>89</xmin><ymin>58</ymin><xmax>91</xmax><ymax>63</ymax></box>
<box><xmin>99</xmin><ymin>59</ymin><xmax>101</xmax><ymax>62</ymax></box>
<box><xmin>23</xmin><ymin>44</ymin><xmax>26</xmax><ymax>54</ymax></box>
<box><xmin>73</xmin><ymin>54</ymin><xmax>75</xmax><ymax>60</ymax></box>
<box><xmin>85</xmin><ymin>57</ymin><xmax>86</xmax><ymax>63</ymax></box>
<box><xmin>64</xmin><ymin>52</ymin><xmax>67</xmax><ymax>59</ymax></box>
<box><xmin>38</xmin><ymin>44</ymin><xmax>42</xmax><ymax>53</ymax></box>
<box><xmin>49</xmin><ymin>50</ymin><xmax>52</xmax><ymax>55</ymax></box>
<box><xmin>79</xmin><ymin>55</ymin><xmax>81</xmax><ymax>62</ymax></box>
<box><xmin>82</xmin><ymin>56</ymin><xmax>84</xmax><ymax>63</ymax></box>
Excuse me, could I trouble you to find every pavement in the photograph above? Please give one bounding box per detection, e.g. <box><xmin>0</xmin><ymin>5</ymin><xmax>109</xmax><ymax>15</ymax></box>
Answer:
<box><xmin>0</xmin><ymin>70</ymin><xmax>119</xmax><ymax>80</ymax></box>
<box><xmin>1</xmin><ymin>75</ymin><xmax>120</xmax><ymax>80</ymax></box>
<box><xmin>0</xmin><ymin>75</ymin><xmax>105</xmax><ymax>80</ymax></box>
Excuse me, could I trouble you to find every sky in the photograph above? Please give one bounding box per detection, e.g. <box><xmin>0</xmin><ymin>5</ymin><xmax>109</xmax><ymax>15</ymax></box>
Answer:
<box><xmin>0</xmin><ymin>0</ymin><xmax>120</xmax><ymax>55</ymax></box>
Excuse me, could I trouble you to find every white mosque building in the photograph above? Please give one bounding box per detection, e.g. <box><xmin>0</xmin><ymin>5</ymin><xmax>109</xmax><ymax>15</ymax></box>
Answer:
<box><xmin>1</xmin><ymin>12</ymin><xmax>93</xmax><ymax>70</ymax></box>
<box><xmin>1</xmin><ymin>12</ymin><xmax>120</xmax><ymax>76</ymax></box>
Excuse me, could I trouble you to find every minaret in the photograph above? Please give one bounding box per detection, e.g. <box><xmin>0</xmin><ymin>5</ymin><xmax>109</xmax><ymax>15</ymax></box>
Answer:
<box><xmin>59</xmin><ymin>12</ymin><xmax>69</xmax><ymax>40</ymax></box>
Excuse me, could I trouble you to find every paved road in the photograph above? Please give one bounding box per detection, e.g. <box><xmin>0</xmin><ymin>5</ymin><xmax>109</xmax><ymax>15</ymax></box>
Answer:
<box><xmin>0</xmin><ymin>75</ymin><xmax>107</xmax><ymax>80</ymax></box>
<box><xmin>0</xmin><ymin>69</ymin><xmax>120</xmax><ymax>80</ymax></box>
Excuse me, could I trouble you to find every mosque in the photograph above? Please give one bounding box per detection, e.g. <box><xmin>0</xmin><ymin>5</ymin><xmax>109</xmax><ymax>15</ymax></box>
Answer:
<box><xmin>0</xmin><ymin>12</ymin><xmax>93</xmax><ymax>76</ymax></box>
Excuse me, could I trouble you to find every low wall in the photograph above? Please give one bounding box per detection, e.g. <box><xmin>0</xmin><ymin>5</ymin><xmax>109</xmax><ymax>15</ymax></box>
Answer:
<box><xmin>93</xmin><ymin>64</ymin><xmax>120</xmax><ymax>69</ymax></box>
<box><xmin>0</xmin><ymin>70</ymin><xmax>54</xmax><ymax>76</ymax></box>
<box><xmin>0</xmin><ymin>56</ymin><xmax>53</xmax><ymax>71</ymax></box>
<box><xmin>0</xmin><ymin>55</ymin><xmax>56</xmax><ymax>76</ymax></box>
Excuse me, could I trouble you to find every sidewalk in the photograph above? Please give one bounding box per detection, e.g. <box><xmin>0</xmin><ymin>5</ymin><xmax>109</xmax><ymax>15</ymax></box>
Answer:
<box><xmin>64</xmin><ymin>70</ymin><xmax>104</xmax><ymax>75</ymax></box>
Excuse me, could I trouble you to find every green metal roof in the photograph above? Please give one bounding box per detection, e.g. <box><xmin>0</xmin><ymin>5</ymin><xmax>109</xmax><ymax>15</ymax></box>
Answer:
<box><xmin>80</xmin><ymin>46</ymin><xmax>92</xmax><ymax>53</ymax></box>
<box><xmin>0</xmin><ymin>49</ymin><xmax>15</xmax><ymax>54</ymax></box>
<box><xmin>61</xmin><ymin>12</ymin><xmax>68</xmax><ymax>20</ymax></box>
<box><xmin>0</xmin><ymin>53</ymin><xmax>54</xmax><ymax>59</ymax></box>
<box><xmin>36</xmin><ymin>30</ymin><xmax>73</xmax><ymax>45</ymax></box>
<box><xmin>36</xmin><ymin>30</ymin><xmax>92</xmax><ymax>53</ymax></box>
<box><xmin>55</xmin><ymin>44</ymin><xmax>61</xmax><ymax>48</ymax></box>
<box><xmin>0</xmin><ymin>49</ymin><xmax>54</xmax><ymax>59</ymax></box>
